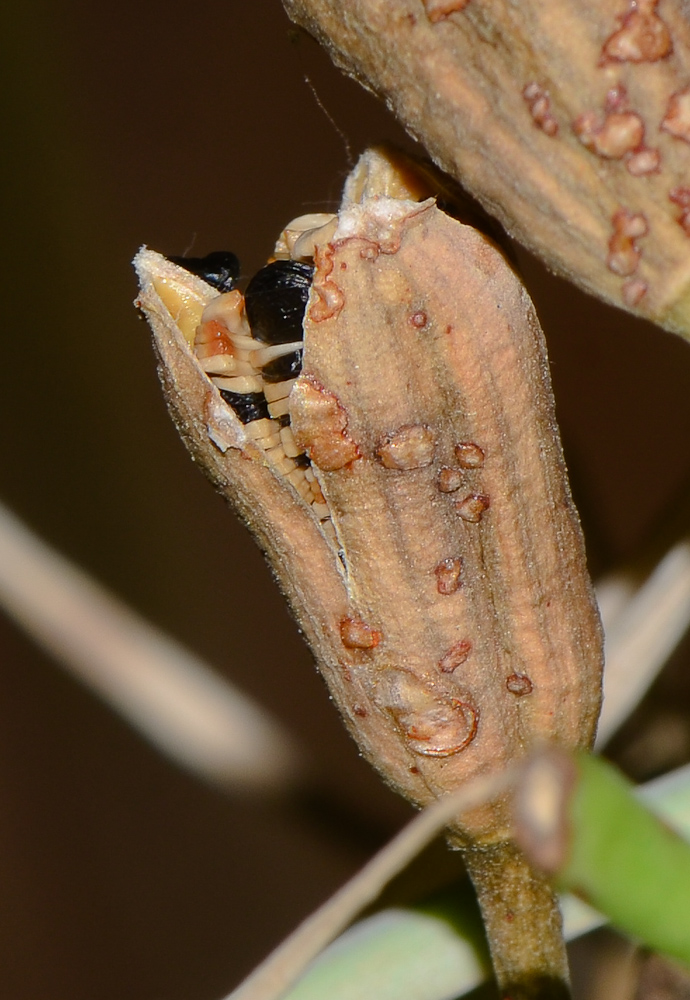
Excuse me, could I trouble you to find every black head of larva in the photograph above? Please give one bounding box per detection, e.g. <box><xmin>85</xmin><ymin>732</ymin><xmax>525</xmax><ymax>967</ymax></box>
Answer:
<box><xmin>261</xmin><ymin>351</ymin><xmax>303</xmax><ymax>383</ymax></box>
<box><xmin>244</xmin><ymin>260</ymin><xmax>314</xmax><ymax>345</ymax></box>
<box><xmin>218</xmin><ymin>389</ymin><xmax>270</xmax><ymax>424</ymax></box>
<box><xmin>168</xmin><ymin>251</ymin><xmax>241</xmax><ymax>292</ymax></box>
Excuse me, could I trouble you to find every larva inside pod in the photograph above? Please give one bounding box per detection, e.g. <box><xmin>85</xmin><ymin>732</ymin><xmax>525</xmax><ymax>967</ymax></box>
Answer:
<box><xmin>147</xmin><ymin>158</ymin><xmax>445</xmax><ymax>546</ymax></box>
<box><xmin>170</xmin><ymin>213</ymin><xmax>339</xmax><ymax>536</ymax></box>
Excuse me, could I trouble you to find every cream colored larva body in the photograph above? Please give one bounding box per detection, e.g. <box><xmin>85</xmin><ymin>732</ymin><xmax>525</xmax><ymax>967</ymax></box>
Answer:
<box><xmin>155</xmin><ymin>213</ymin><xmax>340</xmax><ymax>536</ymax></box>
<box><xmin>200</xmin><ymin>216</ymin><xmax>338</xmax><ymax>512</ymax></box>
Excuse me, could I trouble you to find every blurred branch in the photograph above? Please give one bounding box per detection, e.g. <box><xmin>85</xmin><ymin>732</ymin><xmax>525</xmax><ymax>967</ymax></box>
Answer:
<box><xmin>596</xmin><ymin>538</ymin><xmax>690</xmax><ymax>747</ymax></box>
<box><xmin>0</xmin><ymin>500</ymin><xmax>304</xmax><ymax>793</ymax></box>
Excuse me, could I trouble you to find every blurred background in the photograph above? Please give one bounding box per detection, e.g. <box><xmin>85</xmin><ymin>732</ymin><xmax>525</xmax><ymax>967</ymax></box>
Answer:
<box><xmin>2</xmin><ymin>2</ymin><xmax>690</xmax><ymax>998</ymax></box>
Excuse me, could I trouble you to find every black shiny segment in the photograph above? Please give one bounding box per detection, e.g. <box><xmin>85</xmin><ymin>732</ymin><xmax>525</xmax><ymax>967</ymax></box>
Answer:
<box><xmin>168</xmin><ymin>251</ymin><xmax>241</xmax><ymax>292</ymax></box>
<box><xmin>219</xmin><ymin>389</ymin><xmax>270</xmax><ymax>424</ymax></box>
<box><xmin>244</xmin><ymin>260</ymin><xmax>313</xmax><ymax>345</ymax></box>
<box><xmin>261</xmin><ymin>350</ymin><xmax>303</xmax><ymax>383</ymax></box>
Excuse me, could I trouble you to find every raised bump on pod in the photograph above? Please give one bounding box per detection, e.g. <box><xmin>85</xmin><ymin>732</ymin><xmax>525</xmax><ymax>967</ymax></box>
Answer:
<box><xmin>437</xmin><ymin>466</ymin><xmax>464</xmax><ymax>493</ymax></box>
<box><xmin>339</xmin><ymin>617</ymin><xmax>382</xmax><ymax>649</ymax></box>
<box><xmin>663</xmin><ymin>86</ymin><xmax>690</xmax><ymax>144</ymax></box>
<box><xmin>422</xmin><ymin>0</ymin><xmax>471</xmax><ymax>25</ymax></box>
<box><xmin>290</xmin><ymin>375</ymin><xmax>361</xmax><ymax>471</ymax></box>
<box><xmin>454</xmin><ymin>442</ymin><xmax>485</xmax><ymax>468</ymax></box>
<box><xmin>601</xmin><ymin>0</ymin><xmax>672</xmax><ymax>64</ymax></box>
<box><xmin>409</xmin><ymin>310</ymin><xmax>428</xmax><ymax>328</ymax></box>
<box><xmin>455</xmin><ymin>493</ymin><xmax>491</xmax><ymax>523</ymax></box>
<box><xmin>376</xmin><ymin>424</ymin><xmax>436</xmax><ymax>470</ymax></box>
<box><xmin>308</xmin><ymin>244</ymin><xmax>345</xmax><ymax>323</ymax></box>
<box><xmin>375</xmin><ymin>670</ymin><xmax>479</xmax><ymax>758</ymax></box>
<box><xmin>607</xmin><ymin>209</ymin><xmax>648</xmax><ymax>278</ymax></box>
<box><xmin>434</xmin><ymin>556</ymin><xmax>463</xmax><ymax>594</ymax></box>
<box><xmin>438</xmin><ymin>639</ymin><xmax>472</xmax><ymax>673</ymax></box>
<box><xmin>523</xmin><ymin>82</ymin><xmax>559</xmax><ymax>136</ymax></box>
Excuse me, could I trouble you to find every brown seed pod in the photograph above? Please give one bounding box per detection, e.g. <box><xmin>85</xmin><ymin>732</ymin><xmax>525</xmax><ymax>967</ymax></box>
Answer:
<box><xmin>287</xmin><ymin>154</ymin><xmax>602</xmax><ymax>834</ymax></box>
<box><xmin>292</xmin><ymin>151</ymin><xmax>602</xmax><ymax>994</ymax></box>
<box><xmin>135</xmin><ymin>149</ymin><xmax>603</xmax><ymax>998</ymax></box>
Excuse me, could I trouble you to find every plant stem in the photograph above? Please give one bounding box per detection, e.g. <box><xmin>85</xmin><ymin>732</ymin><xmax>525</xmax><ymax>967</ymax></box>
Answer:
<box><xmin>462</xmin><ymin>842</ymin><xmax>570</xmax><ymax>1000</ymax></box>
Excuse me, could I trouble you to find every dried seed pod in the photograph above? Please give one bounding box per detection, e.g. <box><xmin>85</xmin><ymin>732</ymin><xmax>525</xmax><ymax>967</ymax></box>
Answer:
<box><xmin>286</xmin><ymin>151</ymin><xmax>602</xmax><ymax>827</ymax></box>
<box><xmin>135</xmin><ymin>149</ymin><xmax>603</xmax><ymax>998</ymax></box>
<box><xmin>283</xmin><ymin>0</ymin><xmax>690</xmax><ymax>335</ymax></box>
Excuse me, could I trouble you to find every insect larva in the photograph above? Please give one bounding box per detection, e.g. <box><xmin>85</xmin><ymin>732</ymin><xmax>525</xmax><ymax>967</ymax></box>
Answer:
<box><xmin>170</xmin><ymin>217</ymin><xmax>338</xmax><ymax>532</ymax></box>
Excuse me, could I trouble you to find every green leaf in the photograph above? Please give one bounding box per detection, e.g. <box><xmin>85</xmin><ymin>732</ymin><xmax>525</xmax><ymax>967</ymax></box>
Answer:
<box><xmin>559</xmin><ymin>754</ymin><xmax>690</xmax><ymax>968</ymax></box>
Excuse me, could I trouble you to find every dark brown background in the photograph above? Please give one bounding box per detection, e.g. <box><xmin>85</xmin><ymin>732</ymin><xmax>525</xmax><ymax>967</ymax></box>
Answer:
<box><xmin>1</xmin><ymin>2</ymin><xmax>690</xmax><ymax>998</ymax></box>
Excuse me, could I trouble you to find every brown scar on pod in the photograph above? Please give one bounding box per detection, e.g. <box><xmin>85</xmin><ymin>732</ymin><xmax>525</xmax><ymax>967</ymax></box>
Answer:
<box><xmin>601</xmin><ymin>0</ymin><xmax>673</xmax><ymax>64</ymax></box>
<box><xmin>663</xmin><ymin>86</ymin><xmax>690</xmax><ymax>144</ymax></box>
<box><xmin>607</xmin><ymin>206</ymin><xmax>647</xmax><ymax>270</ymax></box>
<box><xmin>506</xmin><ymin>673</ymin><xmax>534</xmax><ymax>697</ymax></box>
<box><xmin>340</xmin><ymin>617</ymin><xmax>382</xmax><ymax>649</ymax></box>
<box><xmin>456</xmin><ymin>493</ymin><xmax>491</xmax><ymax>523</ymax></box>
<box><xmin>573</xmin><ymin>87</ymin><xmax>659</xmax><ymax>177</ymax></box>
<box><xmin>455</xmin><ymin>441</ymin><xmax>485</xmax><ymax>468</ymax></box>
<box><xmin>439</xmin><ymin>639</ymin><xmax>472</xmax><ymax>673</ymax></box>
<box><xmin>422</xmin><ymin>0</ymin><xmax>471</xmax><ymax>25</ymax></box>
<box><xmin>670</xmin><ymin>187</ymin><xmax>690</xmax><ymax>235</ymax></box>
<box><xmin>376</xmin><ymin>424</ymin><xmax>436</xmax><ymax>470</ymax></box>
<box><xmin>375</xmin><ymin>670</ymin><xmax>479</xmax><ymax>757</ymax></box>
<box><xmin>607</xmin><ymin>209</ymin><xmax>649</xmax><ymax>306</ymax></box>
<box><xmin>435</xmin><ymin>556</ymin><xmax>463</xmax><ymax>594</ymax></box>
<box><xmin>290</xmin><ymin>375</ymin><xmax>360</xmax><ymax>471</ymax></box>
<box><xmin>523</xmin><ymin>83</ymin><xmax>559</xmax><ymax>137</ymax></box>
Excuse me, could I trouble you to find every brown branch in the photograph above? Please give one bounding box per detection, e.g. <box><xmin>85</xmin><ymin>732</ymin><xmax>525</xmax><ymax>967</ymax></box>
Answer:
<box><xmin>0</xmin><ymin>499</ymin><xmax>304</xmax><ymax>792</ymax></box>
